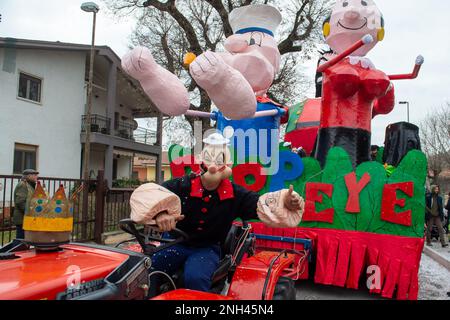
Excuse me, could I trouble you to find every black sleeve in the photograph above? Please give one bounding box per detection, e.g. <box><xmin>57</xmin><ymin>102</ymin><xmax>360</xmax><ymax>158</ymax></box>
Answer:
<box><xmin>161</xmin><ymin>178</ymin><xmax>182</xmax><ymax>196</ymax></box>
<box><xmin>233</xmin><ymin>183</ymin><xmax>261</xmax><ymax>221</ymax></box>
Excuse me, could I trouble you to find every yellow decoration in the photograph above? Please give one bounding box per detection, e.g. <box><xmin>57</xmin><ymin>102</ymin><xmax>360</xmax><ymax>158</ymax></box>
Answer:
<box><xmin>23</xmin><ymin>217</ymin><xmax>74</xmax><ymax>232</ymax></box>
<box><xmin>377</xmin><ymin>28</ymin><xmax>385</xmax><ymax>41</ymax></box>
<box><xmin>183</xmin><ymin>52</ymin><xmax>197</xmax><ymax>69</ymax></box>
<box><xmin>323</xmin><ymin>22</ymin><xmax>331</xmax><ymax>37</ymax></box>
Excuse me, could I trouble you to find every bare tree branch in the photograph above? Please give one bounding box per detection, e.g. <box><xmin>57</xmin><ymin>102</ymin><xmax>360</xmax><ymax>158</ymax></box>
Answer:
<box><xmin>420</xmin><ymin>102</ymin><xmax>450</xmax><ymax>184</ymax></box>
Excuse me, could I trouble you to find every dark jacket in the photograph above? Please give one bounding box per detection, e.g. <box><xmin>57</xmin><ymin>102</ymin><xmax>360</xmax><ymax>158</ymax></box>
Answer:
<box><xmin>425</xmin><ymin>193</ymin><xmax>444</xmax><ymax>221</ymax></box>
<box><xmin>13</xmin><ymin>180</ymin><xmax>35</xmax><ymax>225</ymax></box>
<box><xmin>162</xmin><ymin>175</ymin><xmax>260</xmax><ymax>247</ymax></box>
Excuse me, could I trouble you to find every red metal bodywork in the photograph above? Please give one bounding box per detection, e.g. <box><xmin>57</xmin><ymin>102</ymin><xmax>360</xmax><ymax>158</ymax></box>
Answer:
<box><xmin>0</xmin><ymin>224</ymin><xmax>310</xmax><ymax>301</ymax></box>
<box><xmin>227</xmin><ymin>251</ymin><xmax>296</xmax><ymax>300</ymax></box>
<box><xmin>148</xmin><ymin>221</ymin><xmax>311</xmax><ymax>301</ymax></box>
<box><xmin>0</xmin><ymin>244</ymin><xmax>128</xmax><ymax>300</ymax></box>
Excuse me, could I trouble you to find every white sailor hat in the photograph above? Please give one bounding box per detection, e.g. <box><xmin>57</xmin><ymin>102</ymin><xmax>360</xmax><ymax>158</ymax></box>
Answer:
<box><xmin>203</xmin><ymin>133</ymin><xmax>230</xmax><ymax>146</ymax></box>
<box><xmin>229</xmin><ymin>4</ymin><xmax>282</xmax><ymax>37</ymax></box>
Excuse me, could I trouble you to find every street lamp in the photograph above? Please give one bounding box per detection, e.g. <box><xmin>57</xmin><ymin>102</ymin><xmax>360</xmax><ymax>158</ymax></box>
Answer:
<box><xmin>399</xmin><ymin>101</ymin><xmax>410</xmax><ymax>123</ymax></box>
<box><xmin>81</xmin><ymin>2</ymin><xmax>99</xmax><ymax>182</ymax></box>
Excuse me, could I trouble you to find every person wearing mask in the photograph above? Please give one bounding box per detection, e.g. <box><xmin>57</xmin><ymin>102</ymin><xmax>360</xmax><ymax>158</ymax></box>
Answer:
<box><xmin>130</xmin><ymin>133</ymin><xmax>304</xmax><ymax>294</ymax></box>
<box><xmin>425</xmin><ymin>185</ymin><xmax>448</xmax><ymax>247</ymax></box>
<box><xmin>13</xmin><ymin>169</ymin><xmax>38</xmax><ymax>239</ymax></box>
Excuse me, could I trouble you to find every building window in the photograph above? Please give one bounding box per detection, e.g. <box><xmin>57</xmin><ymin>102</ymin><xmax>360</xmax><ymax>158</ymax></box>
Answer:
<box><xmin>13</xmin><ymin>143</ymin><xmax>38</xmax><ymax>174</ymax></box>
<box><xmin>18</xmin><ymin>72</ymin><xmax>42</xmax><ymax>103</ymax></box>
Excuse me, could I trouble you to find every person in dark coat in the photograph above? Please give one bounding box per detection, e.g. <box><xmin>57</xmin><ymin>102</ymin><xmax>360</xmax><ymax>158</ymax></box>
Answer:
<box><xmin>370</xmin><ymin>145</ymin><xmax>380</xmax><ymax>161</ymax></box>
<box><xmin>444</xmin><ymin>192</ymin><xmax>450</xmax><ymax>234</ymax></box>
<box><xmin>425</xmin><ymin>185</ymin><xmax>448</xmax><ymax>247</ymax></box>
<box><xmin>13</xmin><ymin>169</ymin><xmax>38</xmax><ymax>239</ymax></box>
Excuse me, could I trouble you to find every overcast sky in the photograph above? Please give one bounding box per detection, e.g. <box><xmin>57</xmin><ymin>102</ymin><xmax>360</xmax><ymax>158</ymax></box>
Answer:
<box><xmin>1</xmin><ymin>0</ymin><xmax>449</xmax><ymax>145</ymax></box>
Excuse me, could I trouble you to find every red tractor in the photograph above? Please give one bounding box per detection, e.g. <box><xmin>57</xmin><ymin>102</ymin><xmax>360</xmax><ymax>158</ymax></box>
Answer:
<box><xmin>0</xmin><ymin>219</ymin><xmax>311</xmax><ymax>300</ymax></box>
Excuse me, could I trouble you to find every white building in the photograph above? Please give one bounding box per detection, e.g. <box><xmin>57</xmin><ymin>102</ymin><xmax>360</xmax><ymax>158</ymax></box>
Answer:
<box><xmin>0</xmin><ymin>37</ymin><xmax>164</xmax><ymax>187</ymax></box>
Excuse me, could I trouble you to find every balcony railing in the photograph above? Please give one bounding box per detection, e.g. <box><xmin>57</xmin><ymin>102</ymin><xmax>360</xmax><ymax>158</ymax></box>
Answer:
<box><xmin>134</xmin><ymin>127</ymin><xmax>157</xmax><ymax>145</ymax></box>
<box><xmin>81</xmin><ymin>115</ymin><xmax>111</xmax><ymax>135</ymax></box>
<box><xmin>81</xmin><ymin>114</ymin><xmax>156</xmax><ymax>145</ymax></box>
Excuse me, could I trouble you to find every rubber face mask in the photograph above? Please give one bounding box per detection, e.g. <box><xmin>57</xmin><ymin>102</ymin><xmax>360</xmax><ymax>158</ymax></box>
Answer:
<box><xmin>199</xmin><ymin>144</ymin><xmax>233</xmax><ymax>188</ymax></box>
<box><xmin>325</xmin><ymin>0</ymin><xmax>384</xmax><ymax>56</ymax></box>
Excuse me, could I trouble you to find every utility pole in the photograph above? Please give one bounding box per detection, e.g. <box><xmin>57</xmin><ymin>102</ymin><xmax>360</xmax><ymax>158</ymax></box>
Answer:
<box><xmin>81</xmin><ymin>2</ymin><xmax>99</xmax><ymax>182</ymax></box>
<box><xmin>399</xmin><ymin>101</ymin><xmax>410</xmax><ymax>123</ymax></box>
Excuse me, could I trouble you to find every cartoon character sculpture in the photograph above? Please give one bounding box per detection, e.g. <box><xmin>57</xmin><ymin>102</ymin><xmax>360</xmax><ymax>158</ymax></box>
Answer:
<box><xmin>121</xmin><ymin>4</ymin><xmax>288</xmax><ymax>159</ymax></box>
<box><xmin>314</xmin><ymin>0</ymin><xmax>423</xmax><ymax>167</ymax></box>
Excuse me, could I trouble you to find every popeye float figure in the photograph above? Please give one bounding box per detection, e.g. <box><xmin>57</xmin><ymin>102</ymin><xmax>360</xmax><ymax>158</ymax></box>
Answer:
<box><xmin>314</xmin><ymin>0</ymin><xmax>424</xmax><ymax>167</ymax></box>
<box><xmin>210</xmin><ymin>4</ymin><xmax>288</xmax><ymax>159</ymax></box>
<box><xmin>130</xmin><ymin>133</ymin><xmax>304</xmax><ymax>294</ymax></box>
<box><xmin>121</xmin><ymin>4</ymin><xmax>288</xmax><ymax>160</ymax></box>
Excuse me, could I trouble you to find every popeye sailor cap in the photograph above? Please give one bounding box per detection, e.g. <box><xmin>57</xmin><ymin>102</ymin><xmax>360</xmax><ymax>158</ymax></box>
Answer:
<box><xmin>229</xmin><ymin>4</ymin><xmax>282</xmax><ymax>37</ymax></box>
<box><xmin>203</xmin><ymin>133</ymin><xmax>230</xmax><ymax>146</ymax></box>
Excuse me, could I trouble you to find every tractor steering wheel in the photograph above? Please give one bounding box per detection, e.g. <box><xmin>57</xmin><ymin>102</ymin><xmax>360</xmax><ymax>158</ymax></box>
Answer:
<box><xmin>118</xmin><ymin>218</ymin><xmax>189</xmax><ymax>255</ymax></box>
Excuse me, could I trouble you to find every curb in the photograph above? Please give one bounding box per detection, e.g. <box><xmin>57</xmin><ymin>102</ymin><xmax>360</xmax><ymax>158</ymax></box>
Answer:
<box><xmin>423</xmin><ymin>246</ymin><xmax>450</xmax><ymax>272</ymax></box>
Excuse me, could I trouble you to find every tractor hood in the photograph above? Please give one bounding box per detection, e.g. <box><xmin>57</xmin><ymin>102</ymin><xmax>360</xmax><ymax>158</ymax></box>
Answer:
<box><xmin>0</xmin><ymin>244</ymin><xmax>129</xmax><ymax>300</ymax></box>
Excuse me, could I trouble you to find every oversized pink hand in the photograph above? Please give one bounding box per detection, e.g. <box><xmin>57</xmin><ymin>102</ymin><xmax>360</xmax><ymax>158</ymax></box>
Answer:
<box><xmin>190</xmin><ymin>51</ymin><xmax>257</xmax><ymax>120</ymax></box>
<box><xmin>121</xmin><ymin>47</ymin><xmax>190</xmax><ymax>116</ymax></box>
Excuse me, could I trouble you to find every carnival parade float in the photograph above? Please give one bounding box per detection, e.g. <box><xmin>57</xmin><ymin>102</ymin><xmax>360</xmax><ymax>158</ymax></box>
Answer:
<box><xmin>0</xmin><ymin>0</ymin><xmax>426</xmax><ymax>301</ymax></box>
<box><xmin>144</xmin><ymin>0</ymin><xmax>426</xmax><ymax>300</ymax></box>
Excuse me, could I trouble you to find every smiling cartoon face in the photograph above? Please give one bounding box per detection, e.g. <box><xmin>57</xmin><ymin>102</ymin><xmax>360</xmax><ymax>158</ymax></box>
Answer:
<box><xmin>325</xmin><ymin>0</ymin><xmax>384</xmax><ymax>56</ymax></box>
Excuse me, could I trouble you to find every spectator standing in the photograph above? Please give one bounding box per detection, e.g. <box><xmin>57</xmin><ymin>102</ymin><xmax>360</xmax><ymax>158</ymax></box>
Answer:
<box><xmin>13</xmin><ymin>169</ymin><xmax>38</xmax><ymax>239</ymax></box>
<box><xmin>370</xmin><ymin>145</ymin><xmax>379</xmax><ymax>161</ymax></box>
<box><xmin>445</xmin><ymin>192</ymin><xmax>450</xmax><ymax>234</ymax></box>
<box><xmin>425</xmin><ymin>185</ymin><xmax>448</xmax><ymax>247</ymax></box>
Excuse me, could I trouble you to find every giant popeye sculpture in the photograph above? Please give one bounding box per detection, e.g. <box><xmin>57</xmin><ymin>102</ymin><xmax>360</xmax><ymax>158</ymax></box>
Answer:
<box><xmin>121</xmin><ymin>4</ymin><xmax>289</xmax><ymax>160</ymax></box>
